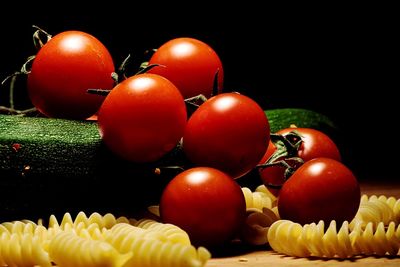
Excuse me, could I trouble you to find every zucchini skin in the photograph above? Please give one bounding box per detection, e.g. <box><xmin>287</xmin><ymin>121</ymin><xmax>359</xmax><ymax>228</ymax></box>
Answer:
<box><xmin>0</xmin><ymin>115</ymin><xmax>179</xmax><ymax>221</ymax></box>
<box><xmin>265</xmin><ymin>108</ymin><xmax>337</xmax><ymax>133</ymax></box>
<box><xmin>0</xmin><ymin>109</ymin><xmax>336</xmax><ymax>220</ymax></box>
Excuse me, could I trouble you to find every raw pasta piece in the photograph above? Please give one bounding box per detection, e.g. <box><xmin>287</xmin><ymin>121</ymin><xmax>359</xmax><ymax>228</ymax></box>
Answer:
<box><xmin>106</xmin><ymin>231</ymin><xmax>210</xmax><ymax>267</ymax></box>
<box><xmin>0</xmin><ymin>220</ymin><xmax>38</xmax><ymax>235</ymax></box>
<box><xmin>0</xmin><ymin>231</ymin><xmax>52</xmax><ymax>267</ymax></box>
<box><xmin>350</xmin><ymin>195</ymin><xmax>396</xmax><ymax>229</ymax></box>
<box><xmin>240</xmin><ymin>207</ymin><xmax>279</xmax><ymax>245</ymax></box>
<box><xmin>134</xmin><ymin>219</ymin><xmax>191</xmax><ymax>245</ymax></box>
<box><xmin>104</xmin><ymin>223</ymin><xmax>168</xmax><ymax>245</ymax></box>
<box><xmin>47</xmin><ymin>211</ymin><xmax>130</xmax><ymax>231</ymax></box>
<box><xmin>268</xmin><ymin>219</ymin><xmax>400</xmax><ymax>258</ymax></box>
<box><xmin>49</xmin><ymin>231</ymin><xmax>132</xmax><ymax>267</ymax></box>
<box><xmin>241</xmin><ymin>187</ymin><xmax>275</xmax><ymax>211</ymax></box>
<box><xmin>255</xmin><ymin>184</ymin><xmax>278</xmax><ymax>201</ymax></box>
<box><xmin>351</xmin><ymin>222</ymin><xmax>400</xmax><ymax>256</ymax></box>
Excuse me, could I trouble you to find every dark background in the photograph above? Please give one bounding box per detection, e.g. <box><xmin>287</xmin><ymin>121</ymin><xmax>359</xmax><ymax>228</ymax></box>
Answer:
<box><xmin>0</xmin><ymin>4</ymin><xmax>396</xmax><ymax>181</ymax></box>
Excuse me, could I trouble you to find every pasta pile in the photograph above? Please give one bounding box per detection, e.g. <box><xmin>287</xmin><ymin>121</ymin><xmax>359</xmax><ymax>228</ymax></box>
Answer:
<box><xmin>0</xmin><ymin>211</ymin><xmax>211</xmax><ymax>267</ymax></box>
<box><xmin>240</xmin><ymin>186</ymin><xmax>279</xmax><ymax>245</ymax></box>
<box><xmin>266</xmin><ymin>194</ymin><xmax>400</xmax><ymax>258</ymax></box>
<box><xmin>239</xmin><ymin>185</ymin><xmax>400</xmax><ymax>258</ymax></box>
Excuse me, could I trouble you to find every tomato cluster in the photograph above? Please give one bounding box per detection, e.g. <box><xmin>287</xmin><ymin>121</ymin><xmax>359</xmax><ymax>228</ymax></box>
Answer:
<box><xmin>21</xmin><ymin>29</ymin><xmax>361</xmax><ymax>248</ymax></box>
<box><xmin>258</xmin><ymin>127</ymin><xmax>360</xmax><ymax>225</ymax></box>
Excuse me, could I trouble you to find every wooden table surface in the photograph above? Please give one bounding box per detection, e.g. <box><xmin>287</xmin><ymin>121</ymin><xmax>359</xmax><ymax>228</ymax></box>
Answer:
<box><xmin>206</xmin><ymin>180</ymin><xmax>400</xmax><ymax>266</ymax></box>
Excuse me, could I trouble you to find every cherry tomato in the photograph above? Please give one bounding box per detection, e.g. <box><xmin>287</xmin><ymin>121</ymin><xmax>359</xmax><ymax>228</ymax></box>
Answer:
<box><xmin>147</xmin><ymin>37</ymin><xmax>223</xmax><ymax>99</ymax></box>
<box><xmin>160</xmin><ymin>167</ymin><xmax>246</xmax><ymax>247</ymax></box>
<box><xmin>259</xmin><ymin>128</ymin><xmax>341</xmax><ymax>196</ymax></box>
<box><xmin>183</xmin><ymin>93</ymin><xmax>270</xmax><ymax>179</ymax></box>
<box><xmin>278</xmin><ymin>158</ymin><xmax>360</xmax><ymax>225</ymax></box>
<box><xmin>98</xmin><ymin>73</ymin><xmax>187</xmax><ymax>163</ymax></box>
<box><xmin>28</xmin><ymin>31</ymin><xmax>115</xmax><ymax>119</ymax></box>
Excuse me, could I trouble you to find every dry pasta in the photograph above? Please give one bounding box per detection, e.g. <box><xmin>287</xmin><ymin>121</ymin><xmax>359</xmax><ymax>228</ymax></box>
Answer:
<box><xmin>105</xmin><ymin>229</ymin><xmax>210</xmax><ymax>267</ymax></box>
<box><xmin>268</xmin><ymin>219</ymin><xmax>400</xmax><ymax>258</ymax></box>
<box><xmin>47</xmin><ymin>211</ymin><xmax>131</xmax><ymax>231</ymax></box>
<box><xmin>350</xmin><ymin>194</ymin><xmax>400</xmax><ymax>229</ymax></box>
<box><xmin>241</xmin><ymin>187</ymin><xmax>276</xmax><ymax>211</ymax></box>
<box><xmin>134</xmin><ymin>218</ymin><xmax>191</xmax><ymax>245</ymax></box>
<box><xmin>240</xmin><ymin>207</ymin><xmax>279</xmax><ymax>245</ymax></box>
<box><xmin>104</xmin><ymin>222</ymin><xmax>168</xmax><ymax>245</ymax></box>
<box><xmin>0</xmin><ymin>211</ymin><xmax>211</xmax><ymax>267</ymax></box>
<box><xmin>49</xmin><ymin>230</ymin><xmax>132</xmax><ymax>267</ymax></box>
<box><xmin>0</xmin><ymin>231</ymin><xmax>52</xmax><ymax>267</ymax></box>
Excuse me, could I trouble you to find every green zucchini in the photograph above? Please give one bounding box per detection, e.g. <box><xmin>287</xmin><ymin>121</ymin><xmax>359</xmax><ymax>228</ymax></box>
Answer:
<box><xmin>265</xmin><ymin>108</ymin><xmax>337</xmax><ymax>134</ymax></box>
<box><xmin>0</xmin><ymin>108</ymin><xmax>336</xmax><ymax>221</ymax></box>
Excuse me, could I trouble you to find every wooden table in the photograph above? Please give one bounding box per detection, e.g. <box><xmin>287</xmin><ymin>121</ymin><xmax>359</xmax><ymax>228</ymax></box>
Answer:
<box><xmin>206</xmin><ymin>180</ymin><xmax>400</xmax><ymax>266</ymax></box>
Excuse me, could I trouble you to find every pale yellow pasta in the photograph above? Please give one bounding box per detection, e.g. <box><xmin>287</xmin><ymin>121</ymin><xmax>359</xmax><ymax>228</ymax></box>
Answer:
<box><xmin>0</xmin><ymin>220</ymin><xmax>38</xmax><ymax>235</ymax></box>
<box><xmin>47</xmin><ymin>211</ymin><xmax>130</xmax><ymax>231</ymax></box>
<box><xmin>0</xmin><ymin>231</ymin><xmax>52</xmax><ymax>267</ymax></box>
<box><xmin>268</xmin><ymin>219</ymin><xmax>400</xmax><ymax>258</ymax></box>
<box><xmin>104</xmin><ymin>223</ymin><xmax>168</xmax><ymax>245</ymax></box>
<box><xmin>0</xmin><ymin>211</ymin><xmax>211</xmax><ymax>267</ymax></box>
<box><xmin>106</xmin><ymin>229</ymin><xmax>210</xmax><ymax>267</ymax></box>
<box><xmin>350</xmin><ymin>194</ymin><xmax>398</xmax><ymax>230</ymax></box>
<box><xmin>240</xmin><ymin>207</ymin><xmax>279</xmax><ymax>245</ymax></box>
<box><xmin>241</xmin><ymin>187</ymin><xmax>276</xmax><ymax>211</ymax></box>
<box><xmin>134</xmin><ymin>218</ymin><xmax>191</xmax><ymax>245</ymax></box>
<box><xmin>255</xmin><ymin>184</ymin><xmax>278</xmax><ymax>200</ymax></box>
<box><xmin>49</xmin><ymin>230</ymin><xmax>132</xmax><ymax>267</ymax></box>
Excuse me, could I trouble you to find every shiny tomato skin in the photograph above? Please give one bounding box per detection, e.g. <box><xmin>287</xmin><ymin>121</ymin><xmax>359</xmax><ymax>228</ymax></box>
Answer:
<box><xmin>147</xmin><ymin>37</ymin><xmax>223</xmax><ymax>99</ymax></box>
<box><xmin>183</xmin><ymin>93</ymin><xmax>270</xmax><ymax>179</ymax></box>
<box><xmin>278</xmin><ymin>158</ymin><xmax>360</xmax><ymax>225</ymax></box>
<box><xmin>98</xmin><ymin>73</ymin><xmax>187</xmax><ymax>163</ymax></box>
<box><xmin>278</xmin><ymin>128</ymin><xmax>341</xmax><ymax>162</ymax></box>
<box><xmin>160</xmin><ymin>167</ymin><xmax>246</xmax><ymax>247</ymax></box>
<box><xmin>259</xmin><ymin>128</ymin><xmax>341</xmax><ymax>196</ymax></box>
<box><xmin>28</xmin><ymin>31</ymin><xmax>115</xmax><ymax>119</ymax></box>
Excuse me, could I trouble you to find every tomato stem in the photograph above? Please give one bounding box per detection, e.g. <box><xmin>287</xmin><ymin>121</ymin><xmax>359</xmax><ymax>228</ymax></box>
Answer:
<box><xmin>256</xmin><ymin>131</ymin><xmax>305</xmax><ymax>186</ymax></box>
<box><xmin>32</xmin><ymin>25</ymin><xmax>52</xmax><ymax>50</ymax></box>
<box><xmin>1</xmin><ymin>55</ymin><xmax>36</xmax><ymax>114</ymax></box>
<box><xmin>87</xmin><ymin>89</ymin><xmax>111</xmax><ymax>96</ymax></box>
<box><xmin>135</xmin><ymin>63</ymin><xmax>163</xmax><ymax>75</ymax></box>
<box><xmin>211</xmin><ymin>69</ymin><xmax>220</xmax><ymax>97</ymax></box>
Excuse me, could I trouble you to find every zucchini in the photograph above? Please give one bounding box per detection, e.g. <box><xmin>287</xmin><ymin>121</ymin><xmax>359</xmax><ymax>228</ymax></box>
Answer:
<box><xmin>0</xmin><ymin>108</ymin><xmax>336</xmax><ymax>220</ymax></box>
<box><xmin>265</xmin><ymin>108</ymin><xmax>337</xmax><ymax>134</ymax></box>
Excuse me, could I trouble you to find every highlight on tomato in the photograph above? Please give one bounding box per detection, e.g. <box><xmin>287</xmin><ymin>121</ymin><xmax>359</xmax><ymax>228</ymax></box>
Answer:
<box><xmin>259</xmin><ymin>127</ymin><xmax>341</xmax><ymax>196</ymax></box>
<box><xmin>147</xmin><ymin>37</ymin><xmax>224</xmax><ymax>99</ymax></box>
<box><xmin>159</xmin><ymin>167</ymin><xmax>246</xmax><ymax>247</ymax></box>
<box><xmin>183</xmin><ymin>92</ymin><xmax>270</xmax><ymax>179</ymax></box>
<box><xmin>27</xmin><ymin>30</ymin><xmax>115</xmax><ymax>119</ymax></box>
<box><xmin>97</xmin><ymin>73</ymin><xmax>187</xmax><ymax>163</ymax></box>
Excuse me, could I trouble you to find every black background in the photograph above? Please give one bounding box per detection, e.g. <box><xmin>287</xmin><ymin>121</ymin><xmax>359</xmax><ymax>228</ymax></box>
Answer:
<box><xmin>0</xmin><ymin>4</ymin><xmax>396</xmax><ymax>182</ymax></box>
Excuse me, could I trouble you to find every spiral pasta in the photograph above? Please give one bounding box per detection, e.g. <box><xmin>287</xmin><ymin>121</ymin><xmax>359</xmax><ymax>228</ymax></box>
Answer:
<box><xmin>1</xmin><ymin>211</ymin><xmax>211</xmax><ymax>267</ymax></box>
<box><xmin>350</xmin><ymin>194</ymin><xmax>400</xmax><ymax>230</ymax></box>
<box><xmin>49</xmin><ymin>230</ymin><xmax>132</xmax><ymax>267</ymax></box>
<box><xmin>240</xmin><ymin>208</ymin><xmax>279</xmax><ymax>245</ymax></box>
<box><xmin>0</xmin><ymin>231</ymin><xmax>52</xmax><ymax>267</ymax></box>
<box><xmin>105</xmin><ymin>228</ymin><xmax>210</xmax><ymax>267</ymax></box>
<box><xmin>241</xmin><ymin>187</ymin><xmax>276</xmax><ymax>211</ymax></box>
<box><xmin>104</xmin><ymin>223</ymin><xmax>168</xmax><ymax>244</ymax></box>
<box><xmin>47</xmin><ymin>211</ymin><xmax>131</xmax><ymax>231</ymax></box>
<box><xmin>134</xmin><ymin>218</ymin><xmax>191</xmax><ymax>245</ymax></box>
<box><xmin>268</xmin><ymin>219</ymin><xmax>400</xmax><ymax>258</ymax></box>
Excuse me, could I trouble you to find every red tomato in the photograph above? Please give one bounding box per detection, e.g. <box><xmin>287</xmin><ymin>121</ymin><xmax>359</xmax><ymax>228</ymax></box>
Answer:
<box><xmin>259</xmin><ymin>128</ymin><xmax>341</xmax><ymax>196</ymax></box>
<box><xmin>278</xmin><ymin>158</ymin><xmax>360</xmax><ymax>225</ymax></box>
<box><xmin>98</xmin><ymin>74</ymin><xmax>187</xmax><ymax>163</ymax></box>
<box><xmin>183</xmin><ymin>93</ymin><xmax>270</xmax><ymax>179</ymax></box>
<box><xmin>160</xmin><ymin>167</ymin><xmax>246</xmax><ymax>247</ymax></box>
<box><xmin>28</xmin><ymin>31</ymin><xmax>115</xmax><ymax>119</ymax></box>
<box><xmin>147</xmin><ymin>37</ymin><xmax>223</xmax><ymax>99</ymax></box>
